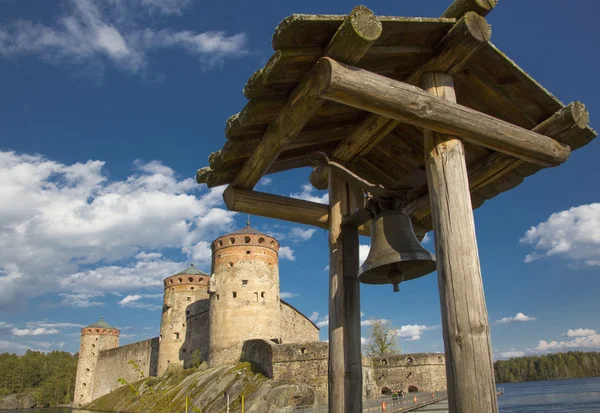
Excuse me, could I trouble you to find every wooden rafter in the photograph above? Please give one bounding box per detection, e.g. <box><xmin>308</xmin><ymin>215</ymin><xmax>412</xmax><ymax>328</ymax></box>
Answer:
<box><xmin>231</xmin><ymin>6</ymin><xmax>383</xmax><ymax>190</ymax></box>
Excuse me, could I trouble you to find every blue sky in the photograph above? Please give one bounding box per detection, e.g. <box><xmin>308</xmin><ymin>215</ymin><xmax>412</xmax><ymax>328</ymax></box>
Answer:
<box><xmin>0</xmin><ymin>0</ymin><xmax>599</xmax><ymax>360</ymax></box>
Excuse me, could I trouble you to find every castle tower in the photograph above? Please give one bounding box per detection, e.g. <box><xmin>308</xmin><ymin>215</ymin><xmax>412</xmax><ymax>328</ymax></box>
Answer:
<box><xmin>208</xmin><ymin>226</ymin><xmax>281</xmax><ymax>366</ymax></box>
<box><xmin>157</xmin><ymin>264</ymin><xmax>210</xmax><ymax>376</ymax></box>
<box><xmin>73</xmin><ymin>318</ymin><xmax>119</xmax><ymax>407</ymax></box>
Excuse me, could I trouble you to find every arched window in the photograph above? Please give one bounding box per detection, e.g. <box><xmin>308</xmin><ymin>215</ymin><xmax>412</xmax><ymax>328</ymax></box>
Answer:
<box><xmin>408</xmin><ymin>385</ymin><xmax>419</xmax><ymax>393</ymax></box>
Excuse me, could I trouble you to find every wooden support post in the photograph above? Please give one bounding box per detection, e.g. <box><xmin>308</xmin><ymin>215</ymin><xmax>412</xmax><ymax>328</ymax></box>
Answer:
<box><xmin>315</xmin><ymin>57</ymin><xmax>570</xmax><ymax>167</ymax></box>
<box><xmin>328</xmin><ymin>170</ymin><xmax>347</xmax><ymax>413</ymax></box>
<box><xmin>231</xmin><ymin>6</ymin><xmax>382</xmax><ymax>190</ymax></box>
<box><xmin>421</xmin><ymin>72</ymin><xmax>498</xmax><ymax>413</ymax></box>
<box><xmin>343</xmin><ymin>190</ymin><xmax>362</xmax><ymax>413</ymax></box>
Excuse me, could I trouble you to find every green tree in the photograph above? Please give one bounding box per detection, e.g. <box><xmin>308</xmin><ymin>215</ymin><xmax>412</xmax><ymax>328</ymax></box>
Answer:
<box><xmin>363</xmin><ymin>318</ymin><xmax>401</xmax><ymax>356</ymax></box>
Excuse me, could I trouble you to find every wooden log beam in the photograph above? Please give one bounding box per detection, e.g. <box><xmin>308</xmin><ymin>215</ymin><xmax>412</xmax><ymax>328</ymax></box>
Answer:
<box><xmin>405</xmin><ymin>101</ymin><xmax>589</xmax><ymax>221</ymax></box>
<box><xmin>422</xmin><ymin>72</ymin><xmax>498</xmax><ymax>413</ymax></box>
<box><xmin>442</xmin><ymin>0</ymin><xmax>498</xmax><ymax>19</ymax></box>
<box><xmin>222</xmin><ymin>186</ymin><xmax>371</xmax><ymax>236</ymax></box>
<box><xmin>231</xmin><ymin>6</ymin><xmax>382</xmax><ymax>190</ymax></box>
<box><xmin>315</xmin><ymin>57</ymin><xmax>570</xmax><ymax>167</ymax></box>
<box><xmin>309</xmin><ymin>12</ymin><xmax>491</xmax><ymax>190</ymax></box>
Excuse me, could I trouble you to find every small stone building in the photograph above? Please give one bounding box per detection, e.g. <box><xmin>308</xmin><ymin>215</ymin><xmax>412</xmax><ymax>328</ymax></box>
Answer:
<box><xmin>75</xmin><ymin>226</ymin><xmax>446</xmax><ymax>406</ymax></box>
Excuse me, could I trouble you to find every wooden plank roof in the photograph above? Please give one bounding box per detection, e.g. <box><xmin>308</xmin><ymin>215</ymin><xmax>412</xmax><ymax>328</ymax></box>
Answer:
<box><xmin>197</xmin><ymin>8</ymin><xmax>596</xmax><ymax>232</ymax></box>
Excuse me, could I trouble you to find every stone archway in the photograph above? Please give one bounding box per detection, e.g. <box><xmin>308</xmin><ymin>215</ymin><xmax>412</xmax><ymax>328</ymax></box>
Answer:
<box><xmin>408</xmin><ymin>385</ymin><xmax>419</xmax><ymax>393</ymax></box>
<box><xmin>381</xmin><ymin>386</ymin><xmax>392</xmax><ymax>395</ymax></box>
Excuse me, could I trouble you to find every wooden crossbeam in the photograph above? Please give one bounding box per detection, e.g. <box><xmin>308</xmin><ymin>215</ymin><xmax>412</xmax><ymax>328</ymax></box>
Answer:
<box><xmin>222</xmin><ymin>186</ymin><xmax>371</xmax><ymax>236</ymax></box>
<box><xmin>231</xmin><ymin>6</ymin><xmax>383</xmax><ymax>190</ymax></box>
<box><xmin>309</xmin><ymin>12</ymin><xmax>492</xmax><ymax>190</ymax></box>
<box><xmin>314</xmin><ymin>57</ymin><xmax>570</xmax><ymax>167</ymax></box>
<box><xmin>405</xmin><ymin>101</ymin><xmax>590</xmax><ymax>222</ymax></box>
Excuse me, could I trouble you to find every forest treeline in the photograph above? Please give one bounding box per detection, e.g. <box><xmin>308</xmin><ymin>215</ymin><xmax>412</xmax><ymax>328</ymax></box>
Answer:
<box><xmin>0</xmin><ymin>350</ymin><xmax>78</xmax><ymax>407</ymax></box>
<box><xmin>494</xmin><ymin>351</ymin><xmax>600</xmax><ymax>383</ymax></box>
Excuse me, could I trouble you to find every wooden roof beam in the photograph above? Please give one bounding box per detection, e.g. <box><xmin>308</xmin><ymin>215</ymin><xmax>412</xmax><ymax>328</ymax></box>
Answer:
<box><xmin>231</xmin><ymin>6</ymin><xmax>383</xmax><ymax>190</ymax></box>
<box><xmin>309</xmin><ymin>11</ymin><xmax>491</xmax><ymax>190</ymax></box>
<box><xmin>405</xmin><ymin>101</ymin><xmax>590</xmax><ymax>222</ymax></box>
<box><xmin>223</xmin><ymin>186</ymin><xmax>371</xmax><ymax>236</ymax></box>
<box><xmin>315</xmin><ymin>57</ymin><xmax>570</xmax><ymax>167</ymax></box>
<box><xmin>442</xmin><ymin>0</ymin><xmax>499</xmax><ymax>19</ymax></box>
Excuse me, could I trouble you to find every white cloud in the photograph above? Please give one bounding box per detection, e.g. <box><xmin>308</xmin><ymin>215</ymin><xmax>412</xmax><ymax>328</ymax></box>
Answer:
<box><xmin>316</xmin><ymin>314</ymin><xmax>329</xmax><ymax>328</ymax></box>
<box><xmin>0</xmin><ymin>0</ymin><xmax>248</xmax><ymax>74</ymax></box>
<box><xmin>25</xmin><ymin>321</ymin><xmax>84</xmax><ymax>329</ymax></box>
<box><xmin>280</xmin><ymin>292</ymin><xmax>297</xmax><ymax>299</ymax></box>
<box><xmin>257</xmin><ymin>177</ymin><xmax>272</xmax><ymax>188</ymax></box>
<box><xmin>290</xmin><ymin>184</ymin><xmax>329</xmax><ymax>204</ymax></box>
<box><xmin>309</xmin><ymin>312</ymin><xmax>319</xmax><ymax>322</ymax></box>
<box><xmin>136</xmin><ymin>251</ymin><xmax>163</xmax><ymax>261</ymax></box>
<box><xmin>118</xmin><ymin>293</ymin><xmax>162</xmax><ymax>310</ymax></box>
<box><xmin>499</xmin><ymin>351</ymin><xmax>526</xmax><ymax>359</ymax></box>
<box><xmin>520</xmin><ymin>204</ymin><xmax>600</xmax><ymax>266</ymax></box>
<box><xmin>12</xmin><ymin>327</ymin><xmax>60</xmax><ymax>336</ymax></box>
<box><xmin>288</xmin><ymin>228</ymin><xmax>317</xmax><ymax>242</ymax></box>
<box><xmin>59</xmin><ymin>293</ymin><xmax>105</xmax><ymax>308</ymax></box>
<box><xmin>361</xmin><ymin>337</ymin><xmax>368</xmax><ymax>345</ymax></box>
<box><xmin>422</xmin><ymin>233</ymin><xmax>431</xmax><ymax>244</ymax></box>
<box><xmin>0</xmin><ymin>151</ymin><xmax>234</xmax><ymax>310</ymax></box>
<box><xmin>0</xmin><ymin>340</ymin><xmax>45</xmax><ymax>354</ymax></box>
<box><xmin>323</xmin><ymin>266</ymin><xmax>329</xmax><ymax>272</ymax></box>
<box><xmin>535</xmin><ymin>328</ymin><xmax>600</xmax><ymax>352</ymax></box>
<box><xmin>359</xmin><ymin>245</ymin><xmax>370</xmax><ymax>265</ymax></box>
<box><xmin>396</xmin><ymin>324</ymin><xmax>438</xmax><ymax>341</ymax></box>
<box><xmin>361</xmin><ymin>318</ymin><xmax>389</xmax><ymax>327</ymax></box>
<box><xmin>279</xmin><ymin>246</ymin><xmax>295</xmax><ymax>261</ymax></box>
<box><xmin>567</xmin><ymin>328</ymin><xmax>597</xmax><ymax>337</ymax></box>
<box><xmin>495</xmin><ymin>313</ymin><xmax>536</xmax><ymax>325</ymax></box>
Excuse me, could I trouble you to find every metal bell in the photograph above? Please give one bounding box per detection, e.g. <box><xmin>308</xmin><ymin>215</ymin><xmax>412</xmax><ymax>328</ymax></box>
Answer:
<box><xmin>358</xmin><ymin>211</ymin><xmax>436</xmax><ymax>292</ymax></box>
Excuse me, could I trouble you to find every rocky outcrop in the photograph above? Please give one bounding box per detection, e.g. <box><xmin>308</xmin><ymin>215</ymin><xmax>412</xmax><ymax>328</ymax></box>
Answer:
<box><xmin>0</xmin><ymin>393</ymin><xmax>36</xmax><ymax>410</ymax></box>
<box><xmin>86</xmin><ymin>362</ymin><xmax>325</xmax><ymax>413</ymax></box>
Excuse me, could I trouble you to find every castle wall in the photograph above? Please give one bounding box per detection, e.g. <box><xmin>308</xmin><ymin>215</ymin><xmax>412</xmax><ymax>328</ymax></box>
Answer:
<box><xmin>209</xmin><ymin>232</ymin><xmax>281</xmax><ymax>367</ymax></box>
<box><xmin>372</xmin><ymin>353</ymin><xmax>447</xmax><ymax>394</ymax></box>
<box><xmin>157</xmin><ymin>274</ymin><xmax>210</xmax><ymax>376</ymax></box>
<box><xmin>272</xmin><ymin>342</ymin><xmax>329</xmax><ymax>396</ymax></box>
<box><xmin>73</xmin><ymin>329</ymin><xmax>119</xmax><ymax>407</ymax></box>
<box><xmin>92</xmin><ymin>338</ymin><xmax>159</xmax><ymax>401</ymax></box>
<box><xmin>280</xmin><ymin>300</ymin><xmax>319</xmax><ymax>343</ymax></box>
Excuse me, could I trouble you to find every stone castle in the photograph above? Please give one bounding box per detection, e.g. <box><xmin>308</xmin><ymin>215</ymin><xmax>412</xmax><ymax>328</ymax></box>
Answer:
<box><xmin>73</xmin><ymin>226</ymin><xmax>446</xmax><ymax>407</ymax></box>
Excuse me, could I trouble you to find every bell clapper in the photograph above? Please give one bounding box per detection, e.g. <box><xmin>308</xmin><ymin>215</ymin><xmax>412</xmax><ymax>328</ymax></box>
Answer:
<box><xmin>393</xmin><ymin>283</ymin><xmax>400</xmax><ymax>293</ymax></box>
<box><xmin>388</xmin><ymin>264</ymin><xmax>404</xmax><ymax>293</ymax></box>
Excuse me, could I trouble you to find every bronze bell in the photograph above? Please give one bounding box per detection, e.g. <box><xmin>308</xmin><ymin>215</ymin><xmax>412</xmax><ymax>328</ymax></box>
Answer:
<box><xmin>358</xmin><ymin>211</ymin><xmax>436</xmax><ymax>292</ymax></box>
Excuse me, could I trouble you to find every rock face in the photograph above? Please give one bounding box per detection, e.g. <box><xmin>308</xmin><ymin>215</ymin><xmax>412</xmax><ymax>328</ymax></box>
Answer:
<box><xmin>0</xmin><ymin>393</ymin><xmax>36</xmax><ymax>410</ymax></box>
<box><xmin>86</xmin><ymin>362</ymin><xmax>325</xmax><ymax>413</ymax></box>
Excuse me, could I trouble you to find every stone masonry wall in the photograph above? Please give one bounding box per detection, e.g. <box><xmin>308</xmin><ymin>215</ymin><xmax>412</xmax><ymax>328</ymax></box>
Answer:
<box><xmin>280</xmin><ymin>300</ymin><xmax>319</xmax><ymax>343</ymax></box>
<box><xmin>372</xmin><ymin>353</ymin><xmax>447</xmax><ymax>394</ymax></box>
<box><xmin>272</xmin><ymin>342</ymin><xmax>329</xmax><ymax>396</ymax></box>
<box><xmin>92</xmin><ymin>338</ymin><xmax>159</xmax><ymax>401</ymax></box>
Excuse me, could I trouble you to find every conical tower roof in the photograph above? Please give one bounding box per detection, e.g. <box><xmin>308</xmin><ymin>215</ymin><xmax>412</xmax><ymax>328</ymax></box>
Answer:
<box><xmin>172</xmin><ymin>263</ymin><xmax>209</xmax><ymax>276</ymax></box>
<box><xmin>85</xmin><ymin>316</ymin><xmax>116</xmax><ymax>329</ymax></box>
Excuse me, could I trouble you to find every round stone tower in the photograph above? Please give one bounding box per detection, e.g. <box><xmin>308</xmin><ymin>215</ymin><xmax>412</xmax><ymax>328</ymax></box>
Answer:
<box><xmin>157</xmin><ymin>264</ymin><xmax>210</xmax><ymax>376</ymax></box>
<box><xmin>73</xmin><ymin>317</ymin><xmax>119</xmax><ymax>407</ymax></box>
<box><xmin>208</xmin><ymin>226</ymin><xmax>281</xmax><ymax>367</ymax></box>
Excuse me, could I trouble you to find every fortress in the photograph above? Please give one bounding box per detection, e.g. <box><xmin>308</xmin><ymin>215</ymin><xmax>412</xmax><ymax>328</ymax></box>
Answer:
<box><xmin>73</xmin><ymin>226</ymin><xmax>446</xmax><ymax>407</ymax></box>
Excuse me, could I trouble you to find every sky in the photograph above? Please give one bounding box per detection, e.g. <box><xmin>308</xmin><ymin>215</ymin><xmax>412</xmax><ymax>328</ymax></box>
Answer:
<box><xmin>0</xmin><ymin>0</ymin><xmax>599</xmax><ymax>361</ymax></box>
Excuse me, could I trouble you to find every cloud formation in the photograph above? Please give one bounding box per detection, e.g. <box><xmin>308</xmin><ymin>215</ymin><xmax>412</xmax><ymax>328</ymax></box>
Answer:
<box><xmin>279</xmin><ymin>246</ymin><xmax>295</xmax><ymax>261</ymax></box>
<box><xmin>520</xmin><ymin>204</ymin><xmax>600</xmax><ymax>266</ymax></box>
<box><xmin>495</xmin><ymin>313</ymin><xmax>536</xmax><ymax>325</ymax></box>
<box><xmin>12</xmin><ymin>328</ymin><xmax>60</xmax><ymax>336</ymax></box>
<box><xmin>535</xmin><ymin>328</ymin><xmax>600</xmax><ymax>352</ymax></box>
<box><xmin>396</xmin><ymin>324</ymin><xmax>439</xmax><ymax>341</ymax></box>
<box><xmin>0</xmin><ymin>150</ymin><xmax>235</xmax><ymax>310</ymax></box>
<box><xmin>290</xmin><ymin>184</ymin><xmax>329</xmax><ymax>204</ymax></box>
<box><xmin>0</xmin><ymin>0</ymin><xmax>248</xmax><ymax>74</ymax></box>
<box><xmin>118</xmin><ymin>294</ymin><xmax>162</xmax><ymax>310</ymax></box>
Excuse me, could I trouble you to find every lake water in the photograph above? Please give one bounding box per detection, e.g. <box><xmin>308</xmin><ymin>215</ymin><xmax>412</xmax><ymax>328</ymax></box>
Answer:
<box><xmin>498</xmin><ymin>377</ymin><xmax>600</xmax><ymax>412</ymax></box>
<box><xmin>3</xmin><ymin>377</ymin><xmax>600</xmax><ymax>412</ymax></box>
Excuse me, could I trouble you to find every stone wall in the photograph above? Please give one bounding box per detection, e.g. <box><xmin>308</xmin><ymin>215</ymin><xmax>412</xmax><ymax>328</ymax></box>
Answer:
<box><xmin>280</xmin><ymin>300</ymin><xmax>319</xmax><ymax>343</ymax></box>
<box><xmin>240</xmin><ymin>339</ymin><xmax>276</xmax><ymax>378</ymax></box>
<box><xmin>92</xmin><ymin>337</ymin><xmax>159</xmax><ymax>401</ymax></box>
<box><xmin>272</xmin><ymin>342</ymin><xmax>329</xmax><ymax>396</ymax></box>
<box><xmin>372</xmin><ymin>353</ymin><xmax>447</xmax><ymax>394</ymax></box>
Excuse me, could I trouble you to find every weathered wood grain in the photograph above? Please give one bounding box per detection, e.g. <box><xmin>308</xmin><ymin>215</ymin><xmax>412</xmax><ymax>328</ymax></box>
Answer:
<box><xmin>442</xmin><ymin>0</ymin><xmax>498</xmax><ymax>18</ymax></box>
<box><xmin>405</xmin><ymin>102</ymin><xmax>589</xmax><ymax>222</ymax></box>
<box><xmin>316</xmin><ymin>57</ymin><xmax>571</xmax><ymax>167</ymax></box>
<box><xmin>232</xmin><ymin>7</ymin><xmax>382</xmax><ymax>190</ymax></box>
<box><xmin>422</xmin><ymin>72</ymin><xmax>498</xmax><ymax>413</ymax></box>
